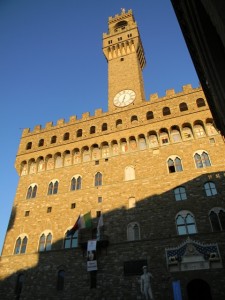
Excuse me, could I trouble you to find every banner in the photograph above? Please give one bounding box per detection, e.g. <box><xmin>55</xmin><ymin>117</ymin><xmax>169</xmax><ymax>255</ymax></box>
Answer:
<box><xmin>87</xmin><ymin>240</ymin><xmax>97</xmax><ymax>271</ymax></box>
<box><xmin>172</xmin><ymin>280</ymin><xmax>182</xmax><ymax>300</ymax></box>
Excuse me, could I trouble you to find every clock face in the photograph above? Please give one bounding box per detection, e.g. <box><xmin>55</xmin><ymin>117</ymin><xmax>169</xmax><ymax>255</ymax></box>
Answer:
<box><xmin>113</xmin><ymin>89</ymin><xmax>136</xmax><ymax>107</ymax></box>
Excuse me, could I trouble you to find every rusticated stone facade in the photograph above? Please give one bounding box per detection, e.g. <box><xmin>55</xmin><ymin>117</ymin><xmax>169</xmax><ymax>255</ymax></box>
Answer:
<box><xmin>1</xmin><ymin>9</ymin><xmax>225</xmax><ymax>300</ymax></box>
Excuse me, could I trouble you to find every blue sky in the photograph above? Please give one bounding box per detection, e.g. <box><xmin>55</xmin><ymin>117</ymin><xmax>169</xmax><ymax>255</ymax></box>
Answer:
<box><xmin>0</xmin><ymin>0</ymin><xmax>199</xmax><ymax>253</ymax></box>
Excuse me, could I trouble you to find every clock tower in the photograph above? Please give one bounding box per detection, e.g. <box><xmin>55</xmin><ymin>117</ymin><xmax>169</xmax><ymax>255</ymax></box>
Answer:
<box><xmin>103</xmin><ymin>9</ymin><xmax>146</xmax><ymax>112</ymax></box>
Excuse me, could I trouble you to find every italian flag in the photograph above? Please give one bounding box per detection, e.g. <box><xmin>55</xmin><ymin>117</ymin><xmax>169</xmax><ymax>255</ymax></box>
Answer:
<box><xmin>67</xmin><ymin>212</ymin><xmax>92</xmax><ymax>236</ymax></box>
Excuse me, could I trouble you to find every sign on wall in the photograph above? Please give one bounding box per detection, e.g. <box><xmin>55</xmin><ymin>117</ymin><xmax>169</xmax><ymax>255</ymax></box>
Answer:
<box><xmin>87</xmin><ymin>240</ymin><xmax>97</xmax><ymax>272</ymax></box>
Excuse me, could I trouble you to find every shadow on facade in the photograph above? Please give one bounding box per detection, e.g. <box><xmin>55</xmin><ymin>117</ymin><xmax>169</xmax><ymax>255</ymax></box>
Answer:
<box><xmin>0</xmin><ymin>171</ymin><xmax>225</xmax><ymax>300</ymax></box>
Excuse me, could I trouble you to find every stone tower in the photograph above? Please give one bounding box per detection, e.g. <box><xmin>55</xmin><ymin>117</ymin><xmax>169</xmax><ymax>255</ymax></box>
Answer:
<box><xmin>103</xmin><ymin>9</ymin><xmax>146</xmax><ymax>111</ymax></box>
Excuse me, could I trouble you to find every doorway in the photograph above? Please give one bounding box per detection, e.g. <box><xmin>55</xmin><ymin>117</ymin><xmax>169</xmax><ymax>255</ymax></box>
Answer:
<box><xmin>187</xmin><ymin>279</ymin><xmax>212</xmax><ymax>300</ymax></box>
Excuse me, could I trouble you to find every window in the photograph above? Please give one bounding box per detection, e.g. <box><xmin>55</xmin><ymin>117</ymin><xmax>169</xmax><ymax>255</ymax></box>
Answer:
<box><xmin>182</xmin><ymin>126</ymin><xmax>193</xmax><ymax>140</ymax></box>
<box><xmin>38</xmin><ymin>233</ymin><xmax>52</xmax><ymax>251</ymax></box>
<box><xmin>149</xmin><ymin>134</ymin><xmax>159</xmax><ymax>147</ymax></box>
<box><xmin>174</xmin><ymin>187</ymin><xmax>187</xmax><ymax>201</ymax></box>
<box><xmin>98</xmin><ymin>196</ymin><xmax>102</xmax><ymax>203</ymax></box>
<box><xmin>48</xmin><ymin>180</ymin><xmax>59</xmax><ymax>195</ymax></box>
<box><xmin>63</xmin><ymin>132</ymin><xmax>70</xmax><ymax>141</ymax></box>
<box><xmin>196</xmin><ymin>98</ymin><xmax>206</xmax><ymax>107</ymax></box>
<box><xmin>64</xmin><ymin>231</ymin><xmax>78</xmax><ymax>249</ymax></box>
<box><xmin>96</xmin><ymin>211</ymin><xmax>101</xmax><ymax>218</ymax></box>
<box><xmin>95</xmin><ymin>172</ymin><xmax>102</xmax><ymax>186</ymax></box>
<box><xmin>127</xmin><ymin>222</ymin><xmax>140</xmax><ymax>241</ymax></box>
<box><xmin>194</xmin><ymin>151</ymin><xmax>211</xmax><ymax>168</ymax></box>
<box><xmin>26</xmin><ymin>142</ymin><xmax>32</xmax><ymax>150</ymax></box>
<box><xmin>131</xmin><ymin>115</ymin><xmax>138</xmax><ymax>123</ymax></box>
<box><xmin>167</xmin><ymin>157</ymin><xmax>183</xmax><ymax>173</ymax></box>
<box><xmin>38</xmin><ymin>139</ymin><xmax>44</xmax><ymax>147</ymax></box>
<box><xmin>124</xmin><ymin>166</ymin><xmax>135</xmax><ymax>181</ymax></box>
<box><xmin>176</xmin><ymin>211</ymin><xmax>197</xmax><ymax>235</ymax></box>
<box><xmin>179</xmin><ymin>102</ymin><xmax>188</xmax><ymax>112</ymax></box>
<box><xmin>194</xmin><ymin>124</ymin><xmax>206</xmax><ymax>137</ymax></box>
<box><xmin>116</xmin><ymin>119</ymin><xmax>122</xmax><ymax>128</ymax></box>
<box><xmin>26</xmin><ymin>184</ymin><xmax>37</xmax><ymax>199</ymax></box>
<box><xmin>57</xmin><ymin>270</ymin><xmax>65</xmax><ymax>291</ymax></box>
<box><xmin>209</xmin><ymin>208</ymin><xmax>225</xmax><ymax>231</ymax></box>
<box><xmin>70</xmin><ymin>176</ymin><xmax>82</xmax><ymax>191</ymax></box>
<box><xmin>163</xmin><ymin>107</ymin><xmax>171</xmax><ymax>116</ymax></box>
<box><xmin>51</xmin><ymin>135</ymin><xmax>57</xmax><ymax>144</ymax></box>
<box><xmin>90</xmin><ymin>126</ymin><xmax>96</xmax><ymax>134</ymax></box>
<box><xmin>14</xmin><ymin>236</ymin><xmax>28</xmax><ymax>254</ymax></box>
<box><xmin>204</xmin><ymin>181</ymin><xmax>217</xmax><ymax>196</ymax></box>
<box><xmin>77</xmin><ymin>129</ymin><xmax>82</xmax><ymax>138</ymax></box>
<box><xmin>206</xmin><ymin>122</ymin><xmax>218</xmax><ymax>135</ymax></box>
<box><xmin>159</xmin><ymin>131</ymin><xmax>170</xmax><ymax>145</ymax></box>
<box><xmin>15</xmin><ymin>274</ymin><xmax>24</xmax><ymax>297</ymax></box>
<box><xmin>171</xmin><ymin>129</ymin><xmax>182</xmax><ymax>142</ymax></box>
<box><xmin>25</xmin><ymin>211</ymin><xmax>30</xmax><ymax>217</ymax></box>
<box><xmin>71</xmin><ymin>203</ymin><xmax>76</xmax><ymax>209</ymax></box>
<box><xmin>102</xmin><ymin>123</ymin><xmax>107</xmax><ymax>131</ymax></box>
<box><xmin>47</xmin><ymin>207</ymin><xmax>52</xmax><ymax>213</ymax></box>
<box><xmin>146</xmin><ymin>111</ymin><xmax>154</xmax><ymax>120</ymax></box>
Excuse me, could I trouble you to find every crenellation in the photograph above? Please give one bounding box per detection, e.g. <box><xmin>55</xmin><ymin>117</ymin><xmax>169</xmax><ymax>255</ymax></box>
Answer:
<box><xmin>34</xmin><ymin>125</ymin><xmax>41</xmax><ymax>132</ymax></box>
<box><xmin>182</xmin><ymin>84</ymin><xmax>193</xmax><ymax>92</ymax></box>
<box><xmin>69</xmin><ymin>115</ymin><xmax>77</xmax><ymax>123</ymax></box>
<box><xmin>22</xmin><ymin>128</ymin><xmax>30</xmax><ymax>137</ymax></box>
<box><xmin>150</xmin><ymin>93</ymin><xmax>159</xmax><ymax>101</ymax></box>
<box><xmin>57</xmin><ymin>118</ymin><xmax>65</xmax><ymax>126</ymax></box>
<box><xmin>166</xmin><ymin>88</ymin><xmax>175</xmax><ymax>97</ymax></box>
<box><xmin>94</xmin><ymin>108</ymin><xmax>103</xmax><ymax>117</ymax></box>
<box><xmin>82</xmin><ymin>112</ymin><xmax>90</xmax><ymax>120</ymax></box>
<box><xmin>45</xmin><ymin>121</ymin><xmax>53</xmax><ymax>129</ymax></box>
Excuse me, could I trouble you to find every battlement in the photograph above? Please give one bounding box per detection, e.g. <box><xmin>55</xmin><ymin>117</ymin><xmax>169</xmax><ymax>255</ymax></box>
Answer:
<box><xmin>21</xmin><ymin>84</ymin><xmax>201</xmax><ymax>137</ymax></box>
<box><xmin>149</xmin><ymin>84</ymin><xmax>201</xmax><ymax>102</ymax></box>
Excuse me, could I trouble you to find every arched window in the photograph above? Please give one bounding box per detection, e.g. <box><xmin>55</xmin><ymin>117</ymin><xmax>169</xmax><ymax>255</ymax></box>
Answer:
<box><xmin>26</xmin><ymin>142</ymin><xmax>32</xmax><ymax>150</ymax></box>
<box><xmin>174</xmin><ymin>187</ymin><xmax>187</xmax><ymax>201</ymax></box>
<box><xmin>57</xmin><ymin>270</ymin><xmax>65</xmax><ymax>291</ymax></box>
<box><xmin>116</xmin><ymin>119</ymin><xmax>122</xmax><ymax>128</ymax></box>
<box><xmin>146</xmin><ymin>111</ymin><xmax>154</xmax><ymax>120</ymax></box>
<box><xmin>48</xmin><ymin>180</ymin><xmax>59</xmax><ymax>195</ymax></box>
<box><xmin>77</xmin><ymin>129</ymin><xmax>82</xmax><ymax>138</ymax></box>
<box><xmin>131</xmin><ymin>115</ymin><xmax>138</xmax><ymax>123</ymax></box>
<box><xmin>63</xmin><ymin>132</ymin><xmax>70</xmax><ymax>141</ymax></box>
<box><xmin>171</xmin><ymin>129</ymin><xmax>182</xmax><ymax>142</ymax></box>
<box><xmin>179</xmin><ymin>102</ymin><xmax>188</xmax><ymax>112</ymax></box>
<box><xmin>70</xmin><ymin>176</ymin><xmax>82</xmax><ymax>191</ymax></box>
<box><xmin>38</xmin><ymin>139</ymin><xmax>44</xmax><ymax>147</ymax></box>
<box><xmin>176</xmin><ymin>211</ymin><xmax>197</xmax><ymax>235</ymax></box>
<box><xmin>38</xmin><ymin>233</ymin><xmax>52</xmax><ymax>252</ymax></box>
<box><xmin>194</xmin><ymin>151</ymin><xmax>211</xmax><ymax>168</ymax></box>
<box><xmin>167</xmin><ymin>157</ymin><xmax>183</xmax><ymax>173</ymax></box>
<box><xmin>159</xmin><ymin>130</ymin><xmax>170</xmax><ymax>145</ymax></box>
<box><xmin>209</xmin><ymin>208</ymin><xmax>225</xmax><ymax>231</ymax></box>
<box><xmin>162</xmin><ymin>107</ymin><xmax>171</xmax><ymax>116</ymax></box>
<box><xmin>194</xmin><ymin>124</ymin><xmax>206</xmax><ymax>138</ymax></box>
<box><xmin>14</xmin><ymin>236</ymin><xmax>28</xmax><ymax>254</ymax></box>
<box><xmin>51</xmin><ymin>135</ymin><xmax>57</xmax><ymax>144</ymax></box>
<box><xmin>182</xmin><ymin>126</ymin><xmax>193</xmax><ymax>140</ymax></box>
<box><xmin>124</xmin><ymin>166</ymin><xmax>135</xmax><ymax>181</ymax></box>
<box><xmin>15</xmin><ymin>274</ymin><xmax>24</xmax><ymax>297</ymax></box>
<box><xmin>206</xmin><ymin>122</ymin><xmax>218</xmax><ymax>136</ymax></box>
<box><xmin>26</xmin><ymin>184</ymin><xmax>37</xmax><ymax>199</ymax></box>
<box><xmin>196</xmin><ymin>98</ymin><xmax>206</xmax><ymax>107</ymax></box>
<box><xmin>64</xmin><ymin>230</ymin><xmax>78</xmax><ymax>248</ymax></box>
<box><xmin>204</xmin><ymin>181</ymin><xmax>217</xmax><ymax>196</ymax></box>
<box><xmin>95</xmin><ymin>172</ymin><xmax>102</xmax><ymax>187</ymax></box>
<box><xmin>90</xmin><ymin>126</ymin><xmax>96</xmax><ymax>134</ymax></box>
<box><xmin>102</xmin><ymin>123</ymin><xmax>107</xmax><ymax>131</ymax></box>
<box><xmin>127</xmin><ymin>222</ymin><xmax>140</xmax><ymax>241</ymax></box>
<box><xmin>149</xmin><ymin>134</ymin><xmax>159</xmax><ymax>147</ymax></box>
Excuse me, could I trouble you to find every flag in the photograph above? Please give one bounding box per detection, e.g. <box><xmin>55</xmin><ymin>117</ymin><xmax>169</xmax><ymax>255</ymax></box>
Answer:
<box><xmin>66</xmin><ymin>215</ymin><xmax>81</xmax><ymax>237</ymax></box>
<box><xmin>97</xmin><ymin>213</ymin><xmax>103</xmax><ymax>241</ymax></box>
<box><xmin>80</xmin><ymin>211</ymin><xmax>92</xmax><ymax>229</ymax></box>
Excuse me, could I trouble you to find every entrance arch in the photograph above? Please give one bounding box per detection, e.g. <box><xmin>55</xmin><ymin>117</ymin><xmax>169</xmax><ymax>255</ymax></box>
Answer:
<box><xmin>187</xmin><ymin>279</ymin><xmax>212</xmax><ymax>300</ymax></box>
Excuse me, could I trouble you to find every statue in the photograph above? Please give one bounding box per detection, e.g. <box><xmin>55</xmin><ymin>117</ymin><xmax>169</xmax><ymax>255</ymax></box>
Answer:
<box><xmin>121</xmin><ymin>8</ymin><xmax>125</xmax><ymax>14</ymax></box>
<box><xmin>140</xmin><ymin>266</ymin><xmax>154</xmax><ymax>300</ymax></box>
